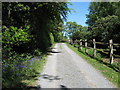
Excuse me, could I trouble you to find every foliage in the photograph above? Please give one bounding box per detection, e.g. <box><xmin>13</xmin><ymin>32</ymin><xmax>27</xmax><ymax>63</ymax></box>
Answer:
<box><xmin>53</xmin><ymin>32</ymin><xmax>63</xmax><ymax>42</ymax></box>
<box><xmin>2</xmin><ymin>2</ymin><xmax>70</xmax><ymax>51</ymax></box>
<box><xmin>86</xmin><ymin>2</ymin><xmax>120</xmax><ymax>43</ymax></box>
<box><xmin>50</xmin><ymin>21</ymin><xmax>66</xmax><ymax>42</ymax></box>
<box><xmin>2</xmin><ymin>2</ymin><xmax>70</xmax><ymax>88</ymax></box>
<box><xmin>70</xmin><ymin>30</ymin><xmax>88</xmax><ymax>40</ymax></box>
<box><xmin>86</xmin><ymin>2</ymin><xmax>120</xmax><ymax>26</ymax></box>
<box><xmin>2</xmin><ymin>52</ymin><xmax>33</xmax><ymax>87</ymax></box>
<box><xmin>49</xmin><ymin>33</ymin><xmax>54</xmax><ymax>45</ymax></box>
<box><xmin>89</xmin><ymin>15</ymin><xmax>120</xmax><ymax>43</ymax></box>
<box><xmin>65</xmin><ymin>21</ymin><xmax>89</xmax><ymax>41</ymax></box>
<box><xmin>2</xmin><ymin>51</ymin><xmax>45</xmax><ymax>88</ymax></box>
<box><xmin>61</xmin><ymin>36</ymin><xmax>68</xmax><ymax>42</ymax></box>
<box><xmin>65</xmin><ymin>22</ymin><xmax>82</xmax><ymax>36</ymax></box>
<box><xmin>2</xmin><ymin>26</ymin><xmax>31</xmax><ymax>45</ymax></box>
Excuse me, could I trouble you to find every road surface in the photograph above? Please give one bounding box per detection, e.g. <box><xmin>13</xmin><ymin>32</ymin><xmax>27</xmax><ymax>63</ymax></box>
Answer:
<box><xmin>37</xmin><ymin>43</ymin><xmax>116</xmax><ymax>88</ymax></box>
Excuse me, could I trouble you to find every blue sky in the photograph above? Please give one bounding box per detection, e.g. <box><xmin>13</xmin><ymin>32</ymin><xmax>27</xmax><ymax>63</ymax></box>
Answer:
<box><xmin>66</xmin><ymin>2</ymin><xmax>90</xmax><ymax>26</ymax></box>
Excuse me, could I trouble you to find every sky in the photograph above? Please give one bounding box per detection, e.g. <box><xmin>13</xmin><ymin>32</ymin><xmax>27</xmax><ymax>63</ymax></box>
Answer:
<box><xmin>66</xmin><ymin>2</ymin><xmax>90</xmax><ymax>26</ymax></box>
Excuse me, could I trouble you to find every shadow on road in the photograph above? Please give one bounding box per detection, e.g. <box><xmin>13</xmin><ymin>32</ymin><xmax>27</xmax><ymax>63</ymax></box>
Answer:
<box><xmin>47</xmin><ymin>50</ymin><xmax>62</xmax><ymax>55</ymax></box>
<box><xmin>23</xmin><ymin>85</ymin><xmax>41</xmax><ymax>90</ymax></box>
<box><xmin>60</xmin><ymin>85</ymin><xmax>71</xmax><ymax>90</ymax></box>
<box><xmin>2</xmin><ymin>85</ymin><xmax>71</xmax><ymax>90</ymax></box>
<box><xmin>40</xmin><ymin>74</ymin><xmax>61</xmax><ymax>81</ymax></box>
<box><xmin>49</xmin><ymin>51</ymin><xmax>61</xmax><ymax>53</ymax></box>
<box><xmin>2</xmin><ymin>85</ymin><xmax>41</xmax><ymax>90</ymax></box>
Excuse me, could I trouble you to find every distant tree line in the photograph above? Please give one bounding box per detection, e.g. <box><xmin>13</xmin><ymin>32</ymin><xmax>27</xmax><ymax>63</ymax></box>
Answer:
<box><xmin>65</xmin><ymin>2</ymin><xmax>120</xmax><ymax>43</ymax></box>
<box><xmin>65</xmin><ymin>21</ymin><xmax>88</xmax><ymax>41</ymax></box>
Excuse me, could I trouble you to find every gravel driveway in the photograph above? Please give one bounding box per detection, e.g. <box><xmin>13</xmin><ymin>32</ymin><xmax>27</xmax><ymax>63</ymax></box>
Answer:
<box><xmin>37</xmin><ymin>43</ymin><xmax>116</xmax><ymax>88</ymax></box>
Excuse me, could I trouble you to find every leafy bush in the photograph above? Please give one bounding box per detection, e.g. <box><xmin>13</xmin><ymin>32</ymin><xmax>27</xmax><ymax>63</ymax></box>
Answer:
<box><xmin>90</xmin><ymin>15</ymin><xmax>120</xmax><ymax>43</ymax></box>
<box><xmin>2</xmin><ymin>2</ymin><xmax>70</xmax><ymax>88</ymax></box>
<box><xmin>34</xmin><ymin>49</ymin><xmax>42</xmax><ymax>56</ymax></box>
<box><xmin>2</xmin><ymin>52</ymin><xmax>33</xmax><ymax>87</ymax></box>
<box><xmin>2</xmin><ymin>25</ymin><xmax>31</xmax><ymax>46</ymax></box>
<box><xmin>49</xmin><ymin>33</ymin><xmax>54</xmax><ymax>45</ymax></box>
<box><xmin>2</xmin><ymin>51</ymin><xmax>43</xmax><ymax>88</ymax></box>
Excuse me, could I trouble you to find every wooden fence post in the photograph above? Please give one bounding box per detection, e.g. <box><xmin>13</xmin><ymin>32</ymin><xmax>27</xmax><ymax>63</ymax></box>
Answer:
<box><xmin>70</xmin><ymin>39</ymin><xmax>73</xmax><ymax>45</ymax></box>
<box><xmin>80</xmin><ymin>39</ymin><xmax>82</xmax><ymax>50</ymax></box>
<box><xmin>76</xmin><ymin>40</ymin><xmax>78</xmax><ymax>48</ymax></box>
<box><xmin>71</xmin><ymin>40</ymin><xmax>73</xmax><ymax>45</ymax></box>
<box><xmin>76</xmin><ymin>40</ymin><xmax>79</xmax><ymax>49</ymax></box>
<box><xmin>93</xmin><ymin>39</ymin><xmax>96</xmax><ymax>57</ymax></box>
<box><xmin>109</xmin><ymin>39</ymin><xmax>113</xmax><ymax>64</ymax></box>
<box><xmin>73</xmin><ymin>40</ymin><xmax>75</xmax><ymax>47</ymax></box>
<box><xmin>75</xmin><ymin>39</ymin><xmax>77</xmax><ymax>47</ymax></box>
<box><xmin>85</xmin><ymin>39</ymin><xmax>88</xmax><ymax>53</ymax></box>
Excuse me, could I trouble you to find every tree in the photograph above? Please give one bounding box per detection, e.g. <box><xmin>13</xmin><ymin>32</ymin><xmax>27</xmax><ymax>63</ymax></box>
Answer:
<box><xmin>2</xmin><ymin>2</ymin><xmax>70</xmax><ymax>88</ymax></box>
<box><xmin>90</xmin><ymin>15</ymin><xmax>120</xmax><ymax>43</ymax></box>
<box><xmin>65</xmin><ymin>21</ymin><xmax>82</xmax><ymax>37</ymax></box>
<box><xmin>2</xmin><ymin>2</ymin><xmax>70</xmax><ymax>52</ymax></box>
<box><xmin>86</xmin><ymin>2</ymin><xmax>120</xmax><ymax>43</ymax></box>
<box><xmin>86</xmin><ymin>2</ymin><xmax>119</xmax><ymax>26</ymax></box>
<box><xmin>65</xmin><ymin>21</ymin><xmax>89</xmax><ymax>41</ymax></box>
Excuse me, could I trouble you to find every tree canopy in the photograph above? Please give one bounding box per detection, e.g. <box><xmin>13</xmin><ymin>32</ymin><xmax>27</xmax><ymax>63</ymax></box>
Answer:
<box><xmin>2</xmin><ymin>2</ymin><xmax>70</xmax><ymax>88</ymax></box>
<box><xmin>65</xmin><ymin>21</ymin><xmax>88</xmax><ymax>41</ymax></box>
<box><xmin>86</xmin><ymin>2</ymin><xmax>120</xmax><ymax>43</ymax></box>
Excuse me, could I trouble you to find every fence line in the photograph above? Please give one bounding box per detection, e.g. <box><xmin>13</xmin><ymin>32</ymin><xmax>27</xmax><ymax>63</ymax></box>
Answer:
<box><xmin>109</xmin><ymin>39</ymin><xmax>113</xmax><ymax>64</ymax></box>
<box><xmin>69</xmin><ymin>39</ymin><xmax>120</xmax><ymax>64</ymax></box>
<box><xmin>93</xmin><ymin>39</ymin><xmax>96</xmax><ymax>57</ymax></box>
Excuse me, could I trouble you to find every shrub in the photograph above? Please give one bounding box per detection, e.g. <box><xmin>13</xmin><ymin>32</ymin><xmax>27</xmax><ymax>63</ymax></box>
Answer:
<box><xmin>49</xmin><ymin>33</ymin><xmax>54</xmax><ymax>45</ymax></box>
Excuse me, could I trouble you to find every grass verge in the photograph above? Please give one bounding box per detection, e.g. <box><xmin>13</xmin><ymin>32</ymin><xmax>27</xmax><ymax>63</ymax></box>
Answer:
<box><xmin>21</xmin><ymin>54</ymin><xmax>47</xmax><ymax>87</ymax></box>
<box><xmin>22</xmin><ymin>43</ymin><xmax>56</xmax><ymax>87</ymax></box>
<box><xmin>66</xmin><ymin>43</ymin><xmax>119</xmax><ymax>88</ymax></box>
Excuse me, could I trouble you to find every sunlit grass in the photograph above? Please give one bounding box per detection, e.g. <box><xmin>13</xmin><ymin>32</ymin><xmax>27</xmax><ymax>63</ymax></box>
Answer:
<box><xmin>22</xmin><ymin>44</ymin><xmax>56</xmax><ymax>87</ymax></box>
<box><xmin>22</xmin><ymin>55</ymin><xmax>47</xmax><ymax>87</ymax></box>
